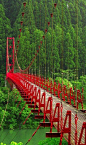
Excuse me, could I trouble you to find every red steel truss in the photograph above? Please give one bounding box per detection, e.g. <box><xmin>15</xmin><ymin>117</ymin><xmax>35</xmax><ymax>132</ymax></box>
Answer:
<box><xmin>6</xmin><ymin>37</ymin><xmax>15</xmax><ymax>75</ymax></box>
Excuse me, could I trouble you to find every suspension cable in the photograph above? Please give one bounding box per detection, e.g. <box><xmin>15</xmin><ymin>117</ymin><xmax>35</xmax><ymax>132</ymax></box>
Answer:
<box><xmin>8</xmin><ymin>108</ymin><xmax>32</xmax><ymax>144</ymax></box>
<box><xmin>60</xmin><ymin>0</ymin><xmax>64</xmax><ymax>144</ymax></box>
<box><xmin>53</xmin><ymin>2</ymin><xmax>57</xmax><ymax>82</ymax></box>
<box><xmin>61</xmin><ymin>0</ymin><xmax>64</xmax><ymax>104</ymax></box>
<box><xmin>76</xmin><ymin>0</ymin><xmax>78</xmax><ymax>87</ymax></box>
<box><xmin>75</xmin><ymin>0</ymin><xmax>78</xmax><ymax>143</ymax></box>
<box><xmin>39</xmin><ymin>0</ymin><xmax>41</xmax><ymax>78</ymax></box>
<box><xmin>25</xmin><ymin>124</ymin><xmax>41</xmax><ymax>145</ymax></box>
<box><xmin>51</xmin><ymin>0</ymin><xmax>53</xmax><ymax>82</ymax></box>
<box><xmin>35</xmin><ymin>0</ymin><xmax>37</xmax><ymax>79</ymax></box>
<box><xmin>50</xmin><ymin>0</ymin><xmax>54</xmax><ymax>96</ymax></box>
<box><xmin>82</xmin><ymin>2</ymin><xmax>85</xmax><ymax>104</ymax></box>
<box><xmin>44</xmin><ymin>0</ymin><xmax>47</xmax><ymax>89</ymax></box>
<box><xmin>75</xmin><ymin>0</ymin><xmax>78</xmax><ymax>109</ymax></box>
<box><xmin>1</xmin><ymin>91</ymin><xmax>20</xmax><ymax>142</ymax></box>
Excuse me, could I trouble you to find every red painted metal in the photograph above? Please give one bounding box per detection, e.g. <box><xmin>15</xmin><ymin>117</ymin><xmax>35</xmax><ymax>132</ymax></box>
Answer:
<box><xmin>60</xmin><ymin>103</ymin><xmax>63</xmax><ymax>145</ymax></box>
<box><xmin>49</xmin><ymin>80</ymin><xmax>53</xmax><ymax>94</ymax></box>
<box><xmin>17</xmin><ymin>40</ymin><xmax>19</xmax><ymax>44</ymax></box>
<box><xmin>54</xmin><ymin>3</ymin><xmax>57</xmax><ymax>8</ymax></box>
<box><xmin>51</xmin><ymin>13</ymin><xmax>53</xmax><ymax>17</ymax></box>
<box><xmin>19</xmin><ymin>103</ymin><xmax>26</xmax><ymax>115</ymax></box>
<box><xmin>77</xmin><ymin>88</ymin><xmax>83</xmax><ymax>110</ymax></box>
<box><xmin>19</xmin><ymin>28</ymin><xmax>22</xmax><ymax>33</ymax></box>
<box><xmin>12</xmin><ymin>37</ymin><xmax>14</xmax><ymax>72</ymax></box>
<box><xmin>53</xmin><ymin>103</ymin><xmax>60</xmax><ymax>132</ymax></box>
<box><xmin>45</xmin><ymin>29</ymin><xmax>47</xmax><ymax>33</ymax></box>
<box><xmin>26</xmin><ymin>125</ymin><xmax>40</xmax><ymax>144</ymax></box>
<box><xmin>16</xmin><ymin>49</ymin><xmax>18</xmax><ymax>53</ymax></box>
<box><xmin>6</xmin><ymin>37</ymin><xmax>15</xmax><ymax>75</ymax></box>
<box><xmin>35</xmin><ymin>115</ymin><xmax>44</xmax><ymax>119</ymax></box>
<box><xmin>48</xmin><ymin>22</ymin><xmax>50</xmax><ymax>26</ymax></box>
<box><xmin>31</xmin><ymin>109</ymin><xmax>39</xmax><ymax>113</ymax></box>
<box><xmin>35</xmin><ymin>89</ymin><xmax>40</xmax><ymax>113</ymax></box>
<box><xmin>58</xmin><ymin>83</ymin><xmax>62</xmax><ymax>99</ymax></box>
<box><xmin>70</xmin><ymin>87</ymin><xmax>76</xmax><ymax>107</ymax></box>
<box><xmin>22</xmin><ymin>12</ymin><xmax>25</xmax><ymax>17</ymax></box>
<box><xmin>20</xmin><ymin>21</ymin><xmax>23</xmax><ymax>26</ymax></box>
<box><xmin>40</xmin><ymin>41</ymin><xmax>42</xmax><ymax>44</ymax></box>
<box><xmin>23</xmin><ymin>2</ymin><xmax>26</xmax><ymax>8</ymax></box>
<box><xmin>19</xmin><ymin>35</ymin><xmax>20</xmax><ymax>38</ymax></box>
<box><xmin>43</xmin><ymin>35</ymin><xmax>45</xmax><ymax>39</ymax></box>
<box><xmin>62</xmin><ymin>85</ymin><xmax>70</xmax><ymax>103</ymax></box>
<box><xmin>28</xmin><ymin>104</ymin><xmax>34</xmax><ymax>108</ymax></box>
<box><xmin>45</xmin><ymin>97</ymin><xmax>52</xmax><ymax>123</ymax></box>
<box><xmin>39</xmin><ymin>46</ymin><xmax>40</xmax><ymax>49</ymax></box>
<box><xmin>9</xmin><ymin>46</ymin><xmax>11</xmax><ymax>49</ymax></box>
<box><xmin>9</xmin><ymin>55</ymin><xmax>12</xmax><ymax>58</ymax></box>
<box><xmin>78</xmin><ymin>122</ymin><xmax>86</xmax><ymax>145</ymax></box>
<box><xmin>39</xmin><ymin>92</ymin><xmax>46</xmax><ymax>122</ymax></box>
<box><xmin>46</xmin><ymin>132</ymin><xmax>60</xmax><ymax>137</ymax></box>
<box><xmin>75</xmin><ymin>114</ymin><xmax>78</xmax><ymax>145</ymax></box>
<box><xmin>17</xmin><ymin>99</ymin><xmax>22</xmax><ymax>107</ymax></box>
<box><xmin>23</xmin><ymin>111</ymin><xmax>32</xmax><ymax>125</ymax></box>
<box><xmin>15</xmin><ymin>96</ymin><xmax>19</xmax><ymax>102</ymax></box>
<box><xmin>40</xmin><ymin>122</ymin><xmax>51</xmax><ymax>127</ymax></box>
<box><xmin>60</xmin><ymin>111</ymin><xmax>71</xmax><ymax>145</ymax></box>
<box><xmin>53</xmin><ymin>81</ymin><xmax>57</xmax><ymax>96</ymax></box>
<box><xmin>45</xmin><ymin>79</ymin><xmax>49</xmax><ymax>92</ymax></box>
<box><xmin>32</xmin><ymin>88</ymin><xmax>40</xmax><ymax>110</ymax></box>
<box><xmin>29</xmin><ymin>84</ymin><xmax>34</xmax><ymax>100</ymax></box>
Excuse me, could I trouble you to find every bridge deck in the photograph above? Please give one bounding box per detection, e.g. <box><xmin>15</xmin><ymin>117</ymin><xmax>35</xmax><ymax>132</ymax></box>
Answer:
<box><xmin>29</xmin><ymin>82</ymin><xmax>86</xmax><ymax>145</ymax></box>
<box><xmin>7</xmin><ymin>73</ymin><xmax>86</xmax><ymax>144</ymax></box>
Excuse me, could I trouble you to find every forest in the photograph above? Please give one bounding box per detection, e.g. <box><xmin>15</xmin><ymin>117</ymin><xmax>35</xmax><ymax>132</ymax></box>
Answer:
<box><xmin>0</xmin><ymin>0</ymin><xmax>86</xmax><ymax>77</ymax></box>
<box><xmin>0</xmin><ymin>0</ymin><xmax>86</xmax><ymax>88</ymax></box>
<box><xmin>0</xmin><ymin>0</ymin><xmax>86</xmax><ymax>144</ymax></box>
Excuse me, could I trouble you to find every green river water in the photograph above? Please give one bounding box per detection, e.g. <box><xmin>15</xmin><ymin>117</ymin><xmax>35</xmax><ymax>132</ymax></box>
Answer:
<box><xmin>0</xmin><ymin>128</ymin><xmax>55</xmax><ymax>145</ymax></box>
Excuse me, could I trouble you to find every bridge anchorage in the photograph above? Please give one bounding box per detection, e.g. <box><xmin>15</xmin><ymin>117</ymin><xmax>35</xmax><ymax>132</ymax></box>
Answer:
<box><xmin>6</xmin><ymin>1</ymin><xmax>86</xmax><ymax>145</ymax></box>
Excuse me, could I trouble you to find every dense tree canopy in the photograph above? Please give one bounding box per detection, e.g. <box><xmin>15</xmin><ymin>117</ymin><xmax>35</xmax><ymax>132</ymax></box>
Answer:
<box><xmin>0</xmin><ymin>4</ymin><xmax>11</xmax><ymax>74</ymax></box>
<box><xmin>0</xmin><ymin>0</ymin><xmax>86</xmax><ymax>82</ymax></box>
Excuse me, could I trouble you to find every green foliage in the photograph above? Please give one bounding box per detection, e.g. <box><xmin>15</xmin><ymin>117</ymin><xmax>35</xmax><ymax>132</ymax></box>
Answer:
<box><xmin>0</xmin><ymin>141</ymin><xmax>23</xmax><ymax>145</ymax></box>
<box><xmin>38</xmin><ymin>138</ymin><xmax>67</xmax><ymax>145</ymax></box>
<box><xmin>0</xmin><ymin>74</ymin><xmax>5</xmax><ymax>87</ymax></box>
<box><xmin>0</xmin><ymin>88</ymin><xmax>39</xmax><ymax>129</ymax></box>
<box><xmin>55</xmin><ymin>77</ymin><xmax>73</xmax><ymax>89</ymax></box>
<box><xmin>0</xmin><ymin>4</ymin><xmax>12</xmax><ymax>74</ymax></box>
<box><xmin>0</xmin><ymin>0</ymin><xmax>86</xmax><ymax>79</ymax></box>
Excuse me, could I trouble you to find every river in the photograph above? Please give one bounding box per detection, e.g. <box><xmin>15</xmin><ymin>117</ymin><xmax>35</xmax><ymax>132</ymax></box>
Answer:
<box><xmin>0</xmin><ymin>128</ymin><xmax>56</xmax><ymax>145</ymax></box>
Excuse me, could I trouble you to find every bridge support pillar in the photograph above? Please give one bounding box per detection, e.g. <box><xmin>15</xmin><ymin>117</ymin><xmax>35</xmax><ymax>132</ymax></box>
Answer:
<box><xmin>78</xmin><ymin>122</ymin><xmax>86</xmax><ymax>145</ymax></box>
<box><xmin>6</xmin><ymin>37</ymin><xmax>15</xmax><ymax>75</ymax></box>
<box><xmin>59</xmin><ymin>110</ymin><xmax>71</xmax><ymax>145</ymax></box>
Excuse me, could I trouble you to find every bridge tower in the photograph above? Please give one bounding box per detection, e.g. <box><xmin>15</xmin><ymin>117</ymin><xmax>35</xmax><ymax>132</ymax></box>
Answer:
<box><xmin>6</xmin><ymin>37</ymin><xmax>15</xmax><ymax>75</ymax></box>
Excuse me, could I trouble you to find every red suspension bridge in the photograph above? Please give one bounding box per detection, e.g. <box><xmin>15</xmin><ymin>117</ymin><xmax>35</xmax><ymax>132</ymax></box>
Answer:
<box><xmin>5</xmin><ymin>1</ymin><xmax>86</xmax><ymax>145</ymax></box>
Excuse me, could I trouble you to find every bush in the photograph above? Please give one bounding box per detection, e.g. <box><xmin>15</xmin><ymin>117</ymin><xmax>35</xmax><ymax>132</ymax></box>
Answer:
<box><xmin>38</xmin><ymin>138</ymin><xmax>68</xmax><ymax>145</ymax></box>
<box><xmin>55</xmin><ymin>77</ymin><xmax>73</xmax><ymax>89</ymax></box>
<box><xmin>0</xmin><ymin>142</ymin><xmax>23</xmax><ymax>145</ymax></box>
